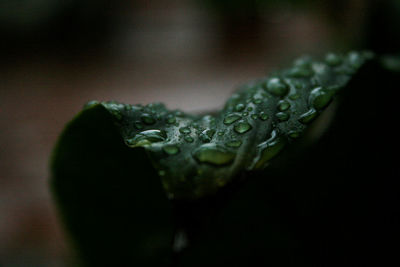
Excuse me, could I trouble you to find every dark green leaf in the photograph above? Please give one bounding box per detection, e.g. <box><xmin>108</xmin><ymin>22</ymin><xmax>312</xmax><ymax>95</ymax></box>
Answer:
<box><xmin>50</xmin><ymin>106</ymin><xmax>173</xmax><ymax>266</ymax></box>
<box><xmin>50</xmin><ymin>51</ymin><xmax>374</xmax><ymax>265</ymax></box>
<box><xmin>63</xmin><ymin>51</ymin><xmax>372</xmax><ymax>199</ymax></box>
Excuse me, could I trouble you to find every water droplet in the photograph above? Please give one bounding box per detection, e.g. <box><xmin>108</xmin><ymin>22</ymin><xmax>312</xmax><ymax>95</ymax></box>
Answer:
<box><xmin>298</xmin><ymin>109</ymin><xmax>318</xmax><ymax>124</ymax></box>
<box><xmin>184</xmin><ymin>136</ymin><xmax>194</xmax><ymax>143</ymax></box>
<box><xmin>242</xmin><ymin>112</ymin><xmax>249</xmax><ymax>116</ymax></box>
<box><xmin>289</xmin><ymin>67</ymin><xmax>314</xmax><ymax>78</ymax></box>
<box><xmin>163</xmin><ymin>145</ymin><xmax>180</xmax><ymax>155</ymax></box>
<box><xmin>289</xmin><ymin>93</ymin><xmax>300</xmax><ymax>100</ymax></box>
<box><xmin>325</xmin><ymin>53</ymin><xmax>342</xmax><ymax>66</ymax></box>
<box><xmin>313</xmin><ymin>63</ymin><xmax>329</xmax><ymax>76</ymax></box>
<box><xmin>126</xmin><ymin>130</ymin><xmax>167</xmax><ymax>147</ymax></box>
<box><xmin>253</xmin><ymin>98</ymin><xmax>263</xmax><ymax>104</ymax></box>
<box><xmin>223</xmin><ymin>114</ymin><xmax>241</xmax><ymax>125</ymax></box>
<box><xmin>348</xmin><ymin>51</ymin><xmax>363</xmax><ymax>68</ymax></box>
<box><xmin>235</xmin><ymin>103</ymin><xmax>245</xmax><ymax>112</ymax></box>
<box><xmin>265</xmin><ymin>78</ymin><xmax>289</xmax><ymax>97</ymax></box>
<box><xmin>205</xmin><ymin>129</ymin><xmax>215</xmax><ymax>138</ymax></box>
<box><xmin>234</xmin><ymin>121</ymin><xmax>252</xmax><ymax>134</ymax></box>
<box><xmin>107</xmin><ymin>107</ymin><xmax>123</xmax><ymax>120</ymax></box>
<box><xmin>166</xmin><ymin>114</ymin><xmax>176</xmax><ymax>124</ymax></box>
<box><xmin>250</xmin><ymin>131</ymin><xmax>286</xmax><ymax>169</ymax></box>
<box><xmin>226</xmin><ymin>140</ymin><xmax>242</xmax><ymax>148</ymax></box>
<box><xmin>199</xmin><ymin>129</ymin><xmax>215</xmax><ymax>143</ymax></box>
<box><xmin>278</xmin><ymin>100</ymin><xmax>291</xmax><ymax>111</ymax></box>
<box><xmin>141</xmin><ymin>114</ymin><xmax>155</xmax><ymax>125</ymax></box>
<box><xmin>217</xmin><ymin>131</ymin><xmax>225</xmax><ymax>136</ymax></box>
<box><xmin>179</xmin><ymin>127</ymin><xmax>191</xmax><ymax>135</ymax></box>
<box><xmin>309</xmin><ymin>87</ymin><xmax>333</xmax><ymax>110</ymax></box>
<box><xmin>259</xmin><ymin>112</ymin><xmax>269</xmax><ymax>121</ymax></box>
<box><xmin>84</xmin><ymin>100</ymin><xmax>99</xmax><ymax>109</ymax></box>
<box><xmin>202</xmin><ymin>115</ymin><xmax>215</xmax><ymax>125</ymax></box>
<box><xmin>276</xmin><ymin>112</ymin><xmax>290</xmax><ymax>122</ymax></box>
<box><xmin>193</xmin><ymin>144</ymin><xmax>235</xmax><ymax>165</ymax></box>
<box><xmin>251</xmin><ymin>114</ymin><xmax>258</xmax><ymax>120</ymax></box>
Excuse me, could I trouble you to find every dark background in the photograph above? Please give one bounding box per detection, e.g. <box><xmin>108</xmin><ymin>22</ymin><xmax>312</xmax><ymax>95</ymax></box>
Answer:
<box><xmin>0</xmin><ymin>0</ymin><xmax>399</xmax><ymax>266</ymax></box>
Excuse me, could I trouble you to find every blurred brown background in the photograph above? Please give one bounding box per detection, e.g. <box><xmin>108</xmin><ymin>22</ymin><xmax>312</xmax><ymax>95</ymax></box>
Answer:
<box><xmin>0</xmin><ymin>0</ymin><xmax>396</xmax><ymax>265</ymax></box>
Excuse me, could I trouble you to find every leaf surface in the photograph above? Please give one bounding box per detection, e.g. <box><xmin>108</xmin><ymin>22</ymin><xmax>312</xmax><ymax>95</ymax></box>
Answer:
<box><xmin>50</xmin><ymin>51</ymin><xmax>374</xmax><ymax>265</ymax></box>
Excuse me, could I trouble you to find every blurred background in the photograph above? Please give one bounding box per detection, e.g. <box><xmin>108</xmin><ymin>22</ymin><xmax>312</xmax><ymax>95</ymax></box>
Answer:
<box><xmin>0</xmin><ymin>0</ymin><xmax>399</xmax><ymax>266</ymax></box>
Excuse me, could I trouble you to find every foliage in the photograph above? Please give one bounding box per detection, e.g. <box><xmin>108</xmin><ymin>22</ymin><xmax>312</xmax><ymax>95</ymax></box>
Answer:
<box><xmin>51</xmin><ymin>51</ymin><xmax>400</xmax><ymax>266</ymax></box>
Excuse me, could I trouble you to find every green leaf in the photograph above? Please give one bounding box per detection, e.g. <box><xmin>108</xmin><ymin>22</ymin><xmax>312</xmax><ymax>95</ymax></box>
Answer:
<box><xmin>50</xmin><ymin>106</ymin><xmax>174</xmax><ymax>266</ymax></box>
<box><xmin>50</xmin><ymin>51</ymin><xmax>374</xmax><ymax>265</ymax></box>
<box><xmin>176</xmin><ymin>51</ymin><xmax>400</xmax><ymax>266</ymax></box>
<box><xmin>56</xmin><ymin>51</ymin><xmax>372</xmax><ymax>199</ymax></box>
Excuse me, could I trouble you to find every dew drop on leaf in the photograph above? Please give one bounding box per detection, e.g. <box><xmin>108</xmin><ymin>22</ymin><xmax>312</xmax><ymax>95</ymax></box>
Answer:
<box><xmin>126</xmin><ymin>129</ymin><xmax>167</xmax><ymax>147</ymax></box>
<box><xmin>348</xmin><ymin>51</ymin><xmax>363</xmax><ymax>69</ymax></box>
<box><xmin>141</xmin><ymin>114</ymin><xmax>155</xmax><ymax>125</ymax></box>
<box><xmin>223</xmin><ymin>114</ymin><xmax>241</xmax><ymax>125</ymax></box>
<box><xmin>234</xmin><ymin>121</ymin><xmax>252</xmax><ymax>134</ymax></box>
<box><xmin>193</xmin><ymin>144</ymin><xmax>235</xmax><ymax>165</ymax></box>
<box><xmin>109</xmin><ymin>109</ymin><xmax>122</xmax><ymax>121</ymax></box>
<box><xmin>163</xmin><ymin>145</ymin><xmax>180</xmax><ymax>155</ymax></box>
<box><xmin>166</xmin><ymin>114</ymin><xmax>176</xmax><ymax>124</ymax></box>
<box><xmin>179</xmin><ymin>127</ymin><xmax>191</xmax><ymax>135</ymax></box>
<box><xmin>309</xmin><ymin>87</ymin><xmax>333</xmax><ymax>110</ymax></box>
<box><xmin>253</xmin><ymin>98</ymin><xmax>263</xmax><ymax>104</ymax></box>
<box><xmin>84</xmin><ymin>100</ymin><xmax>99</xmax><ymax>109</ymax></box>
<box><xmin>289</xmin><ymin>93</ymin><xmax>300</xmax><ymax>100</ymax></box>
<box><xmin>184</xmin><ymin>136</ymin><xmax>194</xmax><ymax>143</ymax></box>
<box><xmin>325</xmin><ymin>53</ymin><xmax>342</xmax><ymax>66</ymax></box>
<box><xmin>276</xmin><ymin>112</ymin><xmax>290</xmax><ymax>122</ymax></box>
<box><xmin>288</xmin><ymin>66</ymin><xmax>314</xmax><ymax>78</ymax></box>
<box><xmin>205</xmin><ymin>129</ymin><xmax>215</xmax><ymax>139</ymax></box>
<box><xmin>235</xmin><ymin>103</ymin><xmax>245</xmax><ymax>112</ymax></box>
<box><xmin>199</xmin><ymin>129</ymin><xmax>215</xmax><ymax>143</ymax></box>
<box><xmin>226</xmin><ymin>140</ymin><xmax>242</xmax><ymax>148</ymax></box>
<box><xmin>265</xmin><ymin>78</ymin><xmax>289</xmax><ymax>97</ymax></box>
<box><xmin>278</xmin><ymin>100</ymin><xmax>291</xmax><ymax>111</ymax></box>
<box><xmin>251</xmin><ymin>131</ymin><xmax>286</xmax><ymax>169</ymax></box>
<box><xmin>259</xmin><ymin>112</ymin><xmax>269</xmax><ymax>121</ymax></box>
<box><xmin>298</xmin><ymin>109</ymin><xmax>318</xmax><ymax>124</ymax></box>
